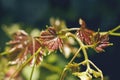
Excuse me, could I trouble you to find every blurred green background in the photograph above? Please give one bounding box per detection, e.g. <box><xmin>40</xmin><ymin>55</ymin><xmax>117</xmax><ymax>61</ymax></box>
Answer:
<box><xmin>0</xmin><ymin>0</ymin><xmax>120</xmax><ymax>80</ymax></box>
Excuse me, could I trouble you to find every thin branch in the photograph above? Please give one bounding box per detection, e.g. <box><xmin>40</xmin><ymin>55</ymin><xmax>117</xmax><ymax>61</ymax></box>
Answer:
<box><xmin>82</xmin><ymin>48</ymin><xmax>90</xmax><ymax>70</ymax></box>
<box><xmin>78</xmin><ymin>60</ymin><xmax>86</xmax><ymax>65</ymax></box>
<box><xmin>60</xmin><ymin>68</ymin><xmax>67</xmax><ymax>80</ymax></box>
<box><xmin>109</xmin><ymin>25</ymin><xmax>120</xmax><ymax>33</ymax></box>
<box><xmin>69</xmin><ymin>47</ymin><xmax>82</xmax><ymax>64</ymax></box>
<box><xmin>30</xmin><ymin>58</ymin><xmax>36</xmax><ymax>80</ymax></box>
<box><xmin>61</xmin><ymin>28</ymin><xmax>80</xmax><ymax>32</ymax></box>
<box><xmin>30</xmin><ymin>38</ymin><xmax>36</xmax><ymax>80</ymax></box>
<box><xmin>109</xmin><ymin>32</ymin><xmax>120</xmax><ymax>36</ymax></box>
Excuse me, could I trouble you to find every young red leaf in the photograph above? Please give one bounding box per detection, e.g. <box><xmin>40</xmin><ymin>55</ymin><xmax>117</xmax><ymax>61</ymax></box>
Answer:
<box><xmin>7</xmin><ymin>30</ymin><xmax>43</xmax><ymax>65</ymax></box>
<box><xmin>40</xmin><ymin>27</ymin><xmax>63</xmax><ymax>51</ymax></box>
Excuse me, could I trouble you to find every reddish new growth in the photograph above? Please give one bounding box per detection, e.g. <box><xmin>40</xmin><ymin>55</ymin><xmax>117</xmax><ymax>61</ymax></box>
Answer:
<box><xmin>7</xmin><ymin>30</ymin><xmax>43</xmax><ymax>65</ymax></box>
<box><xmin>76</xmin><ymin>19</ymin><xmax>111</xmax><ymax>52</ymax></box>
<box><xmin>7</xmin><ymin>30</ymin><xmax>29</xmax><ymax>64</ymax></box>
<box><xmin>40</xmin><ymin>27</ymin><xmax>63</xmax><ymax>51</ymax></box>
<box><xmin>94</xmin><ymin>32</ymin><xmax>110</xmax><ymax>52</ymax></box>
<box><xmin>7</xmin><ymin>26</ymin><xmax>64</xmax><ymax>66</ymax></box>
<box><xmin>7</xmin><ymin>30</ymin><xmax>29</xmax><ymax>53</ymax></box>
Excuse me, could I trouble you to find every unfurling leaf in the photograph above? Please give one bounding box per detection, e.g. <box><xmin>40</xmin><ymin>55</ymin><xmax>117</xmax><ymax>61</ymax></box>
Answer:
<box><xmin>93</xmin><ymin>32</ymin><xmax>112</xmax><ymax>52</ymax></box>
<box><xmin>76</xmin><ymin>19</ymin><xmax>94</xmax><ymax>45</ymax></box>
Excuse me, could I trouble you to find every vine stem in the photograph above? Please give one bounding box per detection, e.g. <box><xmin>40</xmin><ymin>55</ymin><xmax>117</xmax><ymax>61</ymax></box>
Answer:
<box><xmin>60</xmin><ymin>68</ymin><xmax>67</xmax><ymax>80</ymax></box>
<box><xmin>108</xmin><ymin>25</ymin><xmax>120</xmax><ymax>36</ymax></box>
<box><xmin>60</xmin><ymin>28</ymin><xmax>80</xmax><ymax>32</ymax></box>
<box><xmin>69</xmin><ymin>47</ymin><xmax>82</xmax><ymax>64</ymax></box>
<box><xmin>109</xmin><ymin>32</ymin><xmax>120</xmax><ymax>36</ymax></box>
<box><xmin>82</xmin><ymin>47</ymin><xmax>90</xmax><ymax>70</ymax></box>
<box><xmin>60</xmin><ymin>47</ymin><xmax>81</xmax><ymax>80</ymax></box>
<box><xmin>66</xmin><ymin>33</ymin><xmax>90</xmax><ymax>68</ymax></box>
<box><xmin>96</xmin><ymin>25</ymin><xmax>120</xmax><ymax>37</ymax></box>
<box><xmin>109</xmin><ymin>25</ymin><xmax>120</xmax><ymax>33</ymax></box>
<box><xmin>30</xmin><ymin>58</ymin><xmax>36</xmax><ymax>80</ymax></box>
<box><xmin>60</xmin><ymin>33</ymin><xmax>91</xmax><ymax>80</ymax></box>
<box><xmin>100</xmin><ymin>31</ymin><xmax>120</xmax><ymax>36</ymax></box>
<box><xmin>9</xmin><ymin>47</ymin><xmax>41</xmax><ymax>80</ymax></box>
<box><xmin>30</xmin><ymin>38</ymin><xmax>36</xmax><ymax>80</ymax></box>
